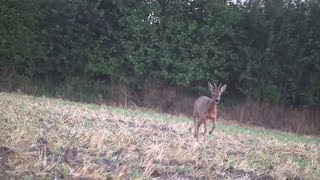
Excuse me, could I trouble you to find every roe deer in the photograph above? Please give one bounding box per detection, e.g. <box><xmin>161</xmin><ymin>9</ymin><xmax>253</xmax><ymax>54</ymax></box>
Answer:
<box><xmin>193</xmin><ymin>82</ymin><xmax>227</xmax><ymax>141</ymax></box>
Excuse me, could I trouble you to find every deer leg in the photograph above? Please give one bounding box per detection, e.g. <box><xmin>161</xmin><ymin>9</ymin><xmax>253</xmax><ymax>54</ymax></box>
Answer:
<box><xmin>196</xmin><ymin>119</ymin><xmax>202</xmax><ymax>142</ymax></box>
<box><xmin>194</xmin><ymin>116</ymin><xmax>203</xmax><ymax>141</ymax></box>
<box><xmin>193</xmin><ymin>116</ymin><xmax>197</xmax><ymax>138</ymax></box>
<box><xmin>203</xmin><ymin>118</ymin><xmax>208</xmax><ymax>140</ymax></box>
<box><xmin>209</xmin><ymin>117</ymin><xmax>216</xmax><ymax>134</ymax></box>
<box><xmin>196</xmin><ymin>118</ymin><xmax>204</xmax><ymax>140</ymax></box>
<box><xmin>204</xmin><ymin>118</ymin><xmax>208</xmax><ymax>135</ymax></box>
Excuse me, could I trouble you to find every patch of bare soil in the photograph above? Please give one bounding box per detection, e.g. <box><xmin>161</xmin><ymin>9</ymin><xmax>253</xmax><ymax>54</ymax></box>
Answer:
<box><xmin>0</xmin><ymin>145</ymin><xmax>15</xmax><ymax>175</ymax></box>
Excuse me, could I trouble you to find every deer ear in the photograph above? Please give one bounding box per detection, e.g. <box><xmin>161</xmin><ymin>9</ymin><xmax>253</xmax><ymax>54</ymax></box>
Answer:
<box><xmin>208</xmin><ymin>82</ymin><xmax>214</xmax><ymax>91</ymax></box>
<box><xmin>220</xmin><ymin>84</ymin><xmax>227</xmax><ymax>92</ymax></box>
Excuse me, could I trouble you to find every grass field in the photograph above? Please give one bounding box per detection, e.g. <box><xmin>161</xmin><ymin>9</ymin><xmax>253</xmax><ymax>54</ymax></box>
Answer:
<box><xmin>0</xmin><ymin>92</ymin><xmax>319</xmax><ymax>179</ymax></box>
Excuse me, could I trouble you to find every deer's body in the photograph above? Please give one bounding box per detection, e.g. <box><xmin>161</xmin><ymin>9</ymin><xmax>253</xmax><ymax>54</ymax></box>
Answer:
<box><xmin>193</xmin><ymin>82</ymin><xmax>226</xmax><ymax>141</ymax></box>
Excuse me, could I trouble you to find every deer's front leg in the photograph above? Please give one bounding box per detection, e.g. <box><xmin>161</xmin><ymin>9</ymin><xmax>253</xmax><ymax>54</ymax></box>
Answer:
<box><xmin>204</xmin><ymin>118</ymin><xmax>207</xmax><ymax>135</ymax></box>
<box><xmin>209</xmin><ymin>117</ymin><xmax>216</xmax><ymax>134</ymax></box>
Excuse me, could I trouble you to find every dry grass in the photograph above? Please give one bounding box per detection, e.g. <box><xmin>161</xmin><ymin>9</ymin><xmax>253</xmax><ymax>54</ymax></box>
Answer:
<box><xmin>0</xmin><ymin>92</ymin><xmax>319</xmax><ymax>179</ymax></box>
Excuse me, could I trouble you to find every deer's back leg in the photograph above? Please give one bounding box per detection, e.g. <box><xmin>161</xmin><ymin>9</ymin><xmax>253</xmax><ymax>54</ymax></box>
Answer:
<box><xmin>193</xmin><ymin>115</ymin><xmax>198</xmax><ymax>138</ymax></box>
<box><xmin>197</xmin><ymin>118</ymin><xmax>205</xmax><ymax>135</ymax></box>
<box><xmin>196</xmin><ymin>118</ymin><xmax>205</xmax><ymax>141</ymax></box>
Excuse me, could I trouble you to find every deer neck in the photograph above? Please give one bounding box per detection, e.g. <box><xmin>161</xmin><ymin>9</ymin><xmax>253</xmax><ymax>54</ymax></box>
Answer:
<box><xmin>208</xmin><ymin>99</ymin><xmax>217</xmax><ymax>114</ymax></box>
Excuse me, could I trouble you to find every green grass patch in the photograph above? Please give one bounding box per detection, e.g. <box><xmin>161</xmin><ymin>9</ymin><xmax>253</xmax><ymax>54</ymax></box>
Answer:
<box><xmin>217</xmin><ymin>122</ymin><xmax>320</xmax><ymax>145</ymax></box>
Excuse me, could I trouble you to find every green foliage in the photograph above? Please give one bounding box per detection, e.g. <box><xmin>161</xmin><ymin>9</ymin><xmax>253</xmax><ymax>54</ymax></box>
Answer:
<box><xmin>229</xmin><ymin>0</ymin><xmax>320</xmax><ymax>105</ymax></box>
<box><xmin>0</xmin><ymin>0</ymin><xmax>42</xmax><ymax>76</ymax></box>
<box><xmin>0</xmin><ymin>0</ymin><xmax>319</xmax><ymax>106</ymax></box>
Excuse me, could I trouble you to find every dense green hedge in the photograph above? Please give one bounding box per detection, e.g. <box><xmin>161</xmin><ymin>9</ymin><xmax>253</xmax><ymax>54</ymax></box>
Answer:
<box><xmin>1</xmin><ymin>0</ymin><xmax>319</xmax><ymax>105</ymax></box>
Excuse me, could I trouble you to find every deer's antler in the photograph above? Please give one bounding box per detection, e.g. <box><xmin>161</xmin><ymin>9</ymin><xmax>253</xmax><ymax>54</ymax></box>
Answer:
<box><xmin>213</xmin><ymin>82</ymin><xmax>217</xmax><ymax>89</ymax></box>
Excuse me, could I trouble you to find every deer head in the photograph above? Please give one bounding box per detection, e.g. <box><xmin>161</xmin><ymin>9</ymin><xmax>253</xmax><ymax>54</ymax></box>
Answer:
<box><xmin>208</xmin><ymin>82</ymin><xmax>227</xmax><ymax>104</ymax></box>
